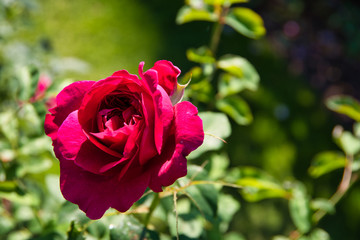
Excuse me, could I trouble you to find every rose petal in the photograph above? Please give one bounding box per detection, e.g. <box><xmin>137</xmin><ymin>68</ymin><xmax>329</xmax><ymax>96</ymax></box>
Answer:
<box><xmin>149</xmin><ymin>101</ymin><xmax>203</xmax><ymax>191</ymax></box>
<box><xmin>56</xmin><ymin>111</ymin><xmax>123</xmax><ymax>174</ymax></box>
<box><xmin>143</xmin><ymin>69</ymin><xmax>158</xmax><ymax>93</ymax></box>
<box><xmin>173</xmin><ymin>101</ymin><xmax>204</xmax><ymax>156</ymax></box>
<box><xmin>152</xmin><ymin>86</ymin><xmax>174</xmax><ymax>154</ymax></box>
<box><xmin>44</xmin><ymin>81</ymin><xmax>95</xmax><ymax>141</ymax></box>
<box><xmin>60</xmin><ymin>159</ymin><xmax>151</xmax><ymax>220</ymax></box>
<box><xmin>78</xmin><ymin>75</ymin><xmax>142</xmax><ymax>133</ymax></box>
<box><xmin>151</xmin><ymin>60</ymin><xmax>180</xmax><ymax>96</ymax></box>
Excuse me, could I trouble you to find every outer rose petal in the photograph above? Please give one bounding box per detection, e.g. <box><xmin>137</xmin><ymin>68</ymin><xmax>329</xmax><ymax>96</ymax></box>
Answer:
<box><xmin>149</xmin><ymin>101</ymin><xmax>204</xmax><ymax>191</ymax></box>
<box><xmin>60</xmin><ymin>159</ymin><xmax>151</xmax><ymax>219</ymax></box>
<box><xmin>44</xmin><ymin>81</ymin><xmax>95</xmax><ymax>141</ymax></box>
<box><xmin>173</xmin><ymin>101</ymin><xmax>204</xmax><ymax>156</ymax></box>
<box><xmin>151</xmin><ymin>60</ymin><xmax>180</xmax><ymax>96</ymax></box>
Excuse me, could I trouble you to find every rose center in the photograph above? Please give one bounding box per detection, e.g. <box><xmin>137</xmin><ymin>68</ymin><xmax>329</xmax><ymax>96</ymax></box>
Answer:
<box><xmin>97</xmin><ymin>94</ymin><xmax>142</xmax><ymax>132</ymax></box>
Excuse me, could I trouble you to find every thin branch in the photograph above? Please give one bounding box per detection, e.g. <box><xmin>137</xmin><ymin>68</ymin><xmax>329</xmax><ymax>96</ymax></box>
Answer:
<box><xmin>204</xmin><ymin>132</ymin><xmax>227</xmax><ymax>144</ymax></box>
<box><xmin>313</xmin><ymin>154</ymin><xmax>354</xmax><ymax>224</ymax></box>
<box><xmin>173</xmin><ymin>192</ymin><xmax>179</xmax><ymax>240</ymax></box>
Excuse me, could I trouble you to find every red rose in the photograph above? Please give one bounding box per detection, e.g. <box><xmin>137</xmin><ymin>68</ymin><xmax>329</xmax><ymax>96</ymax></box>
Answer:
<box><xmin>44</xmin><ymin>61</ymin><xmax>204</xmax><ymax>219</ymax></box>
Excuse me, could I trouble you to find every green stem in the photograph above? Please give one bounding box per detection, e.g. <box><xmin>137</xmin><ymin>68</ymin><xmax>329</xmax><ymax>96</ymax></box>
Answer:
<box><xmin>313</xmin><ymin>154</ymin><xmax>354</xmax><ymax>224</ymax></box>
<box><xmin>209</xmin><ymin>6</ymin><xmax>229</xmax><ymax>55</ymax></box>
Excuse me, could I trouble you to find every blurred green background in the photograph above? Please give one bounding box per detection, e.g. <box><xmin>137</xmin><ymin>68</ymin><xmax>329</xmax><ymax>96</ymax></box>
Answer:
<box><xmin>1</xmin><ymin>0</ymin><xmax>360</xmax><ymax>239</ymax></box>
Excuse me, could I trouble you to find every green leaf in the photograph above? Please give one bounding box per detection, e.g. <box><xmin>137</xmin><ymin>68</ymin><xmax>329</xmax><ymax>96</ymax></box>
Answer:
<box><xmin>18</xmin><ymin>103</ymin><xmax>41</xmax><ymax>135</ymax></box>
<box><xmin>217</xmin><ymin>55</ymin><xmax>260</xmax><ymax>84</ymax></box>
<box><xmin>46</xmin><ymin>174</ymin><xmax>65</xmax><ymax>203</ymax></box>
<box><xmin>185</xmin><ymin>185</ymin><xmax>215</xmax><ymax>219</ymax></box>
<box><xmin>0</xmin><ymin>110</ymin><xmax>19</xmax><ymax>145</ymax></box>
<box><xmin>216</xmin><ymin>95</ymin><xmax>253</xmax><ymax>125</ymax></box>
<box><xmin>225</xmin><ymin>7</ymin><xmax>266</xmax><ymax>39</ymax></box>
<box><xmin>308</xmin><ymin>151</ymin><xmax>347</xmax><ymax>178</ymax></box>
<box><xmin>176</xmin><ymin>6</ymin><xmax>218</xmax><ymax>24</ymax></box>
<box><xmin>0</xmin><ymin>181</ymin><xmax>17</xmax><ymax>192</ymax></box>
<box><xmin>208</xmin><ymin>153</ymin><xmax>230</xmax><ymax>180</ymax></box>
<box><xmin>168</xmin><ymin>211</ymin><xmax>203</xmax><ymax>239</ymax></box>
<box><xmin>352</xmin><ymin>157</ymin><xmax>360</xmax><ymax>171</ymax></box>
<box><xmin>228</xmin><ymin>167</ymin><xmax>288</xmax><ymax>201</ymax></box>
<box><xmin>188</xmin><ymin>79</ymin><xmax>214</xmax><ymax>103</ymax></box>
<box><xmin>182</xmin><ymin>165</ymin><xmax>219</xmax><ymax>220</ymax></box>
<box><xmin>188</xmin><ymin>112</ymin><xmax>231</xmax><ymax>159</ymax></box>
<box><xmin>224</xmin><ymin>232</ymin><xmax>247</xmax><ymax>240</ymax></box>
<box><xmin>326</xmin><ymin>95</ymin><xmax>360</xmax><ymax>121</ymax></box>
<box><xmin>217</xmin><ymin>54</ymin><xmax>260</xmax><ymax>97</ymax></box>
<box><xmin>218</xmin><ymin>194</ymin><xmax>240</xmax><ymax>232</ymax></box>
<box><xmin>308</xmin><ymin>228</ymin><xmax>330</xmax><ymax>240</ymax></box>
<box><xmin>218</xmin><ymin>73</ymin><xmax>258</xmax><ymax>97</ymax></box>
<box><xmin>272</xmin><ymin>237</ymin><xmax>290</xmax><ymax>240</ymax></box>
<box><xmin>354</xmin><ymin>122</ymin><xmax>360</xmax><ymax>138</ymax></box>
<box><xmin>17</xmin><ymin>66</ymin><xmax>32</xmax><ymax>100</ymax></box>
<box><xmin>0</xmin><ymin>191</ymin><xmax>39</xmax><ymax>206</ymax></box>
<box><xmin>289</xmin><ymin>182</ymin><xmax>311</xmax><ymax>234</ymax></box>
<box><xmin>186</xmin><ymin>46</ymin><xmax>215</xmax><ymax>64</ymax></box>
<box><xmin>310</xmin><ymin>198</ymin><xmax>335</xmax><ymax>215</ymax></box>
<box><xmin>205</xmin><ymin>0</ymin><xmax>248</xmax><ymax>6</ymax></box>
<box><xmin>67</xmin><ymin>221</ymin><xmax>85</xmax><ymax>240</ymax></box>
<box><xmin>237</xmin><ymin>178</ymin><xmax>288</xmax><ymax>201</ymax></box>
<box><xmin>339</xmin><ymin>131</ymin><xmax>360</xmax><ymax>155</ymax></box>
<box><xmin>108</xmin><ymin>215</ymin><xmax>159</xmax><ymax>240</ymax></box>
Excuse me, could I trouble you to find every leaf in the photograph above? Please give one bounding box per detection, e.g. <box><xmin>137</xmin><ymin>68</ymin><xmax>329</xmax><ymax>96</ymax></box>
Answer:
<box><xmin>217</xmin><ymin>194</ymin><xmax>240</xmax><ymax>232</ymax></box>
<box><xmin>182</xmin><ymin>165</ymin><xmax>219</xmax><ymax>220</ymax></box>
<box><xmin>217</xmin><ymin>55</ymin><xmax>260</xmax><ymax>84</ymax></box>
<box><xmin>225</xmin><ymin>7</ymin><xmax>266</xmax><ymax>39</ymax></box>
<box><xmin>216</xmin><ymin>95</ymin><xmax>253</xmax><ymax>125</ymax></box>
<box><xmin>339</xmin><ymin>131</ymin><xmax>360</xmax><ymax>155</ymax></box>
<box><xmin>289</xmin><ymin>182</ymin><xmax>311</xmax><ymax>234</ymax></box>
<box><xmin>176</xmin><ymin>6</ymin><xmax>218</xmax><ymax>24</ymax></box>
<box><xmin>67</xmin><ymin>221</ymin><xmax>85</xmax><ymax>240</ymax></box>
<box><xmin>308</xmin><ymin>151</ymin><xmax>347</xmax><ymax>178</ymax></box>
<box><xmin>326</xmin><ymin>95</ymin><xmax>360</xmax><ymax>121</ymax></box>
<box><xmin>308</xmin><ymin>228</ymin><xmax>330</xmax><ymax>240</ymax></box>
<box><xmin>186</xmin><ymin>46</ymin><xmax>215</xmax><ymax>64</ymax></box>
<box><xmin>188</xmin><ymin>112</ymin><xmax>231</xmax><ymax>159</ymax></box>
<box><xmin>168</xmin><ymin>211</ymin><xmax>203</xmax><ymax>239</ymax></box>
<box><xmin>108</xmin><ymin>215</ymin><xmax>159</xmax><ymax>240</ymax></box>
<box><xmin>205</xmin><ymin>0</ymin><xmax>248</xmax><ymax>6</ymax></box>
<box><xmin>217</xmin><ymin>55</ymin><xmax>260</xmax><ymax>97</ymax></box>
<box><xmin>351</xmin><ymin>157</ymin><xmax>360</xmax><ymax>171</ymax></box>
<box><xmin>310</xmin><ymin>198</ymin><xmax>335</xmax><ymax>215</ymax></box>
<box><xmin>0</xmin><ymin>110</ymin><xmax>19</xmax><ymax>145</ymax></box>
<box><xmin>354</xmin><ymin>122</ymin><xmax>360</xmax><ymax>138</ymax></box>
<box><xmin>46</xmin><ymin>174</ymin><xmax>65</xmax><ymax>203</ymax></box>
<box><xmin>237</xmin><ymin>178</ymin><xmax>288</xmax><ymax>201</ymax></box>
<box><xmin>272</xmin><ymin>237</ymin><xmax>291</xmax><ymax>240</ymax></box>
<box><xmin>218</xmin><ymin>73</ymin><xmax>258</xmax><ymax>97</ymax></box>
<box><xmin>0</xmin><ymin>191</ymin><xmax>39</xmax><ymax>206</ymax></box>
<box><xmin>228</xmin><ymin>167</ymin><xmax>288</xmax><ymax>201</ymax></box>
<box><xmin>208</xmin><ymin>153</ymin><xmax>230</xmax><ymax>180</ymax></box>
<box><xmin>0</xmin><ymin>181</ymin><xmax>17</xmax><ymax>192</ymax></box>
<box><xmin>188</xmin><ymin>79</ymin><xmax>214</xmax><ymax>103</ymax></box>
